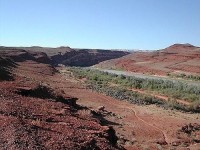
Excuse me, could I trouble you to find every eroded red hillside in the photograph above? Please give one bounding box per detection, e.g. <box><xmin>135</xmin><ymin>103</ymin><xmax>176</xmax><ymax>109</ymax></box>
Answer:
<box><xmin>0</xmin><ymin>46</ymin><xmax>129</xmax><ymax>67</ymax></box>
<box><xmin>96</xmin><ymin>44</ymin><xmax>200</xmax><ymax>75</ymax></box>
<box><xmin>0</xmin><ymin>53</ymin><xmax>120</xmax><ymax>149</ymax></box>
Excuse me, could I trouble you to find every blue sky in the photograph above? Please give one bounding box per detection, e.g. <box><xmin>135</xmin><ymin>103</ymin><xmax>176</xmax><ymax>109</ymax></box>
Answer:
<box><xmin>0</xmin><ymin>0</ymin><xmax>199</xmax><ymax>50</ymax></box>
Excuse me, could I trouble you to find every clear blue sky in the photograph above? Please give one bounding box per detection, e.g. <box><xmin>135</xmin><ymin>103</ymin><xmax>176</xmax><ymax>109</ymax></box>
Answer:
<box><xmin>0</xmin><ymin>0</ymin><xmax>199</xmax><ymax>50</ymax></box>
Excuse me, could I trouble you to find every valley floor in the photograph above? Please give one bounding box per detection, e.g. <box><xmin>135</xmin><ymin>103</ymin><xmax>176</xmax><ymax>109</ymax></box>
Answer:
<box><xmin>0</xmin><ymin>60</ymin><xmax>199</xmax><ymax>150</ymax></box>
<box><xmin>59</xmin><ymin>67</ymin><xmax>200</xmax><ymax>150</ymax></box>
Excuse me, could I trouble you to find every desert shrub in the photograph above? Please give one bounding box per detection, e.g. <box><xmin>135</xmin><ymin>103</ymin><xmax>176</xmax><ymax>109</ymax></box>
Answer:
<box><xmin>165</xmin><ymin>99</ymin><xmax>187</xmax><ymax>111</ymax></box>
<box><xmin>32</xmin><ymin>84</ymin><xmax>55</xmax><ymax>99</ymax></box>
<box><xmin>170</xmin><ymin>73</ymin><xmax>200</xmax><ymax>81</ymax></box>
<box><xmin>69</xmin><ymin>67</ymin><xmax>200</xmax><ymax>113</ymax></box>
<box><xmin>188</xmin><ymin>101</ymin><xmax>200</xmax><ymax>113</ymax></box>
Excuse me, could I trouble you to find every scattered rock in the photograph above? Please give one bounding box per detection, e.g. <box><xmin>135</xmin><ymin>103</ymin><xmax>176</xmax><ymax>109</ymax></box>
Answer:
<box><xmin>97</xmin><ymin>106</ymin><xmax>105</xmax><ymax>111</ymax></box>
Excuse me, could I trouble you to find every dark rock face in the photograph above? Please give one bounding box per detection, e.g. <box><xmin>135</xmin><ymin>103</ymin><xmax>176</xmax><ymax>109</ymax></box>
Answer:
<box><xmin>28</xmin><ymin>51</ymin><xmax>52</xmax><ymax>64</ymax></box>
<box><xmin>0</xmin><ymin>46</ymin><xmax>130</xmax><ymax>67</ymax></box>
<box><xmin>0</xmin><ymin>57</ymin><xmax>17</xmax><ymax>81</ymax></box>
<box><xmin>51</xmin><ymin>49</ymin><xmax>129</xmax><ymax>67</ymax></box>
<box><xmin>0</xmin><ymin>48</ymin><xmax>52</xmax><ymax>64</ymax></box>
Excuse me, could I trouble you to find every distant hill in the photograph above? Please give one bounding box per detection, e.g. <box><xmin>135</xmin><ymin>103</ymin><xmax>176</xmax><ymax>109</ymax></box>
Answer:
<box><xmin>0</xmin><ymin>46</ymin><xmax>130</xmax><ymax>67</ymax></box>
<box><xmin>95</xmin><ymin>44</ymin><xmax>200</xmax><ymax>75</ymax></box>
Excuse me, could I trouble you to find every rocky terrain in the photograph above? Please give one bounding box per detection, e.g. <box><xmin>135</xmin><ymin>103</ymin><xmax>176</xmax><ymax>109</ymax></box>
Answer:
<box><xmin>0</xmin><ymin>48</ymin><xmax>52</xmax><ymax>64</ymax></box>
<box><xmin>0</xmin><ymin>54</ymin><xmax>120</xmax><ymax>149</ymax></box>
<box><xmin>59</xmin><ymin>67</ymin><xmax>200</xmax><ymax>150</ymax></box>
<box><xmin>0</xmin><ymin>45</ymin><xmax>199</xmax><ymax>149</ymax></box>
<box><xmin>0</xmin><ymin>46</ymin><xmax>129</xmax><ymax>67</ymax></box>
<box><xmin>96</xmin><ymin>44</ymin><xmax>200</xmax><ymax>76</ymax></box>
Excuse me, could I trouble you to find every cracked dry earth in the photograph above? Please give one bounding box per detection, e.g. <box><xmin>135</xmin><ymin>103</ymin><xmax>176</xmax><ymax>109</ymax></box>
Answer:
<box><xmin>59</xmin><ymin>68</ymin><xmax>200</xmax><ymax>150</ymax></box>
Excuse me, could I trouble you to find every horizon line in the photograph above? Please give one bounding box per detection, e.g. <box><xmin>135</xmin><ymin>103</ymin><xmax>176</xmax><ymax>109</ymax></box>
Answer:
<box><xmin>0</xmin><ymin>43</ymin><xmax>199</xmax><ymax>51</ymax></box>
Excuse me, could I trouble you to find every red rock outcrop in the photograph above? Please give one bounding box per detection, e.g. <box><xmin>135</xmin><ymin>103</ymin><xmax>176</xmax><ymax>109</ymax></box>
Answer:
<box><xmin>0</xmin><ymin>46</ymin><xmax>129</xmax><ymax>67</ymax></box>
<box><xmin>96</xmin><ymin>44</ymin><xmax>200</xmax><ymax>75</ymax></box>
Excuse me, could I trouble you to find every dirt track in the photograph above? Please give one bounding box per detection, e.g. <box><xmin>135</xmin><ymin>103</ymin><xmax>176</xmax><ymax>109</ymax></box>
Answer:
<box><xmin>60</xmin><ymin>68</ymin><xmax>200</xmax><ymax>150</ymax></box>
<box><xmin>130</xmin><ymin>108</ymin><xmax>169</xmax><ymax>145</ymax></box>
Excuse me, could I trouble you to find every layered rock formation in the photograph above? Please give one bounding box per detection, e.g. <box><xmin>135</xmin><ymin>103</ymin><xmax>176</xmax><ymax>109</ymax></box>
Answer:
<box><xmin>96</xmin><ymin>44</ymin><xmax>200</xmax><ymax>75</ymax></box>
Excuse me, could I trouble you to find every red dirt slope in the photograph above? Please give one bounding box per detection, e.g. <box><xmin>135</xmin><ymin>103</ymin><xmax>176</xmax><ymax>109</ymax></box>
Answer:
<box><xmin>59</xmin><ymin>67</ymin><xmax>200</xmax><ymax>150</ymax></box>
<box><xmin>0</xmin><ymin>57</ymin><xmax>120</xmax><ymax>149</ymax></box>
<box><xmin>96</xmin><ymin>44</ymin><xmax>200</xmax><ymax>75</ymax></box>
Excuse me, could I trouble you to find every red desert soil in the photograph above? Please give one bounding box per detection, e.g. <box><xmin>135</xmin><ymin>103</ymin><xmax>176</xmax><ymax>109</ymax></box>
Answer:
<box><xmin>0</xmin><ymin>49</ymin><xmax>199</xmax><ymax>149</ymax></box>
<box><xmin>0</xmin><ymin>60</ymin><xmax>120</xmax><ymax>150</ymax></box>
<box><xmin>60</xmin><ymin>67</ymin><xmax>200</xmax><ymax>150</ymax></box>
<box><xmin>96</xmin><ymin>44</ymin><xmax>200</xmax><ymax>76</ymax></box>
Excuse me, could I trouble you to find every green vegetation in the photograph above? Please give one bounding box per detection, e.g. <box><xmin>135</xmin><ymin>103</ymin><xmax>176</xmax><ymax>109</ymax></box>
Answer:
<box><xmin>167</xmin><ymin>73</ymin><xmax>200</xmax><ymax>82</ymax></box>
<box><xmin>69</xmin><ymin>67</ymin><xmax>200</xmax><ymax>113</ymax></box>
